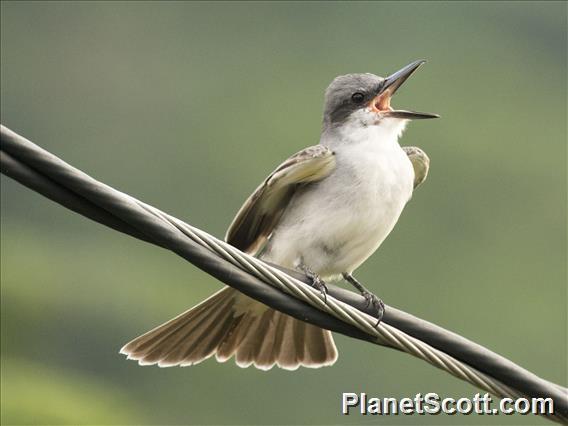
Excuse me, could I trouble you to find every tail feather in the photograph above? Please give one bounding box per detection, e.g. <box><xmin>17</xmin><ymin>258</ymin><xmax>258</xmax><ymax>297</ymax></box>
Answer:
<box><xmin>123</xmin><ymin>288</ymin><xmax>229</xmax><ymax>358</ymax></box>
<box><xmin>140</xmin><ymin>313</ymin><xmax>210</xmax><ymax>365</ymax></box>
<box><xmin>121</xmin><ymin>287</ymin><xmax>338</xmax><ymax>370</ymax></box>
<box><xmin>122</xmin><ymin>288</ymin><xmax>231</xmax><ymax>365</ymax></box>
<box><xmin>128</xmin><ymin>289</ymin><xmax>232</xmax><ymax>366</ymax></box>
<box><xmin>162</xmin><ymin>301</ymin><xmax>233</xmax><ymax>367</ymax></box>
<box><xmin>169</xmin><ymin>295</ymin><xmax>233</xmax><ymax>360</ymax></box>
<box><xmin>215</xmin><ymin>314</ymin><xmax>250</xmax><ymax>362</ymax></box>
<box><xmin>304</xmin><ymin>322</ymin><xmax>336</xmax><ymax>365</ymax></box>
<box><xmin>273</xmin><ymin>314</ymin><xmax>298</xmax><ymax>369</ymax></box>
<box><xmin>235</xmin><ymin>313</ymin><xmax>267</xmax><ymax>368</ymax></box>
<box><xmin>254</xmin><ymin>310</ymin><xmax>280</xmax><ymax>367</ymax></box>
<box><xmin>292</xmin><ymin>319</ymin><xmax>307</xmax><ymax>362</ymax></box>
<box><xmin>180</xmin><ymin>309</ymin><xmax>235</xmax><ymax>366</ymax></box>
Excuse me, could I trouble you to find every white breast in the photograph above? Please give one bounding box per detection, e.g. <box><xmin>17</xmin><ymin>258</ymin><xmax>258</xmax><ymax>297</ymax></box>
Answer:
<box><xmin>263</xmin><ymin>116</ymin><xmax>415</xmax><ymax>280</ymax></box>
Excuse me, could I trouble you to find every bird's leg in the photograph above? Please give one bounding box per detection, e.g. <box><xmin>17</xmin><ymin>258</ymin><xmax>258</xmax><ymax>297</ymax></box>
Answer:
<box><xmin>299</xmin><ymin>263</ymin><xmax>328</xmax><ymax>303</ymax></box>
<box><xmin>342</xmin><ymin>273</ymin><xmax>385</xmax><ymax>326</ymax></box>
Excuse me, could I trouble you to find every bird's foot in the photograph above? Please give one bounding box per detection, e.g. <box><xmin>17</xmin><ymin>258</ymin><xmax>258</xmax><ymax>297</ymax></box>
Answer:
<box><xmin>361</xmin><ymin>290</ymin><xmax>385</xmax><ymax>326</ymax></box>
<box><xmin>300</xmin><ymin>264</ymin><xmax>328</xmax><ymax>303</ymax></box>
<box><xmin>342</xmin><ymin>273</ymin><xmax>385</xmax><ymax>326</ymax></box>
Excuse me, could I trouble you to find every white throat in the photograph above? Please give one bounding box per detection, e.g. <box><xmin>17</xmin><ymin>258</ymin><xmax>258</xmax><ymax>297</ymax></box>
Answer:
<box><xmin>321</xmin><ymin>109</ymin><xmax>408</xmax><ymax>150</ymax></box>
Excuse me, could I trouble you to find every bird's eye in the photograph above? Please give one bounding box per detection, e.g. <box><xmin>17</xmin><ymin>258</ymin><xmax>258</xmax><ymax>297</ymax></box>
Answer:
<box><xmin>351</xmin><ymin>92</ymin><xmax>365</xmax><ymax>103</ymax></box>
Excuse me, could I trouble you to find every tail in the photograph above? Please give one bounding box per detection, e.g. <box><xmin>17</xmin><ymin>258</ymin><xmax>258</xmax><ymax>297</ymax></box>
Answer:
<box><xmin>120</xmin><ymin>287</ymin><xmax>338</xmax><ymax>370</ymax></box>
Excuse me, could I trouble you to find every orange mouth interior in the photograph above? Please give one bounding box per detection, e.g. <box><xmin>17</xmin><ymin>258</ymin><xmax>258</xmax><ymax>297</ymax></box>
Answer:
<box><xmin>370</xmin><ymin>91</ymin><xmax>393</xmax><ymax>113</ymax></box>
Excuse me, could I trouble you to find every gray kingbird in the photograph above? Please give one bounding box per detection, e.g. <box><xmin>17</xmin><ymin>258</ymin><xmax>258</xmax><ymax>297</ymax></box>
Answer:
<box><xmin>121</xmin><ymin>60</ymin><xmax>438</xmax><ymax>370</ymax></box>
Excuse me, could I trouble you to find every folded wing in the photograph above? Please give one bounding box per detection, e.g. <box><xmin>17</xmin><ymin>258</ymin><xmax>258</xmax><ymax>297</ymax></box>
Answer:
<box><xmin>225</xmin><ymin>145</ymin><xmax>336</xmax><ymax>255</ymax></box>
<box><xmin>402</xmin><ymin>146</ymin><xmax>430</xmax><ymax>189</ymax></box>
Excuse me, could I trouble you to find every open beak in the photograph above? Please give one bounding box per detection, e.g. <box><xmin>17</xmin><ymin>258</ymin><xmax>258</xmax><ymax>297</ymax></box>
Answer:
<box><xmin>370</xmin><ymin>60</ymin><xmax>439</xmax><ymax>120</ymax></box>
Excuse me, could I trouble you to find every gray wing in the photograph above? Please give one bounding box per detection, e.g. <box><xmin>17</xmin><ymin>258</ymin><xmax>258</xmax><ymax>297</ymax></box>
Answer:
<box><xmin>402</xmin><ymin>146</ymin><xmax>430</xmax><ymax>189</ymax></box>
<box><xmin>226</xmin><ymin>145</ymin><xmax>336</xmax><ymax>255</ymax></box>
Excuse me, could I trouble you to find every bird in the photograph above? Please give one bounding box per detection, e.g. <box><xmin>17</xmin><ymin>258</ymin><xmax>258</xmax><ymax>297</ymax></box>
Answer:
<box><xmin>120</xmin><ymin>60</ymin><xmax>438</xmax><ymax>371</ymax></box>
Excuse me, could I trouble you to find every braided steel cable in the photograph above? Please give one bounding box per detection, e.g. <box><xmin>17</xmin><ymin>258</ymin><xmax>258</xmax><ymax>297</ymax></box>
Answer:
<box><xmin>134</xmin><ymin>197</ymin><xmax>550</xmax><ymax>405</ymax></box>
<box><xmin>1</xmin><ymin>125</ymin><xmax>566</xmax><ymax>423</ymax></box>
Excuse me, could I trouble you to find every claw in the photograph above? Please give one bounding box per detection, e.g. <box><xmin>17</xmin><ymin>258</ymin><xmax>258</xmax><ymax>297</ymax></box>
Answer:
<box><xmin>362</xmin><ymin>290</ymin><xmax>384</xmax><ymax>326</ymax></box>
<box><xmin>343</xmin><ymin>273</ymin><xmax>385</xmax><ymax>327</ymax></box>
<box><xmin>299</xmin><ymin>263</ymin><xmax>328</xmax><ymax>303</ymax></box>
<box><xmin>311</xmin><ymin>276</ymin><xmax>328</xmax><ymax>303</ymax></box>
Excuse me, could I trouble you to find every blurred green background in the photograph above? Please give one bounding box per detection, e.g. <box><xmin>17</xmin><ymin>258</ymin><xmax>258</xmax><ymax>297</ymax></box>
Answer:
<box><xmin>1</xmin><ymin>1</ymin><xmax>566</xmax><ymax>425</ymax></box>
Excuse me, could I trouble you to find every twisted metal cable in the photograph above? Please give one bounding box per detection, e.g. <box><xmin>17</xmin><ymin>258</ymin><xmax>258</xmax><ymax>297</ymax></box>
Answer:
<box><xmin>1</xmin><ymin>125</ymin><xmax>566</xmax><ymax>423</ymax></box>
<box><xmin>140</xmin><ymin>202</ymin><xmax>528</xmax><ymax>400</ymax></box>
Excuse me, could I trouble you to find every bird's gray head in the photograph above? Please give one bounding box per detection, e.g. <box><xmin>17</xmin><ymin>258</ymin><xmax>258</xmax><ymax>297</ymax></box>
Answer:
<box><xmin>323</xmin><ymin>73</ymin><xmax>383</xmax><ymax>126</ymax></box>
<box><xmin>322</xmin><ymin>60</ymin><xmax>439</xmax><ymax>131</ymax></box>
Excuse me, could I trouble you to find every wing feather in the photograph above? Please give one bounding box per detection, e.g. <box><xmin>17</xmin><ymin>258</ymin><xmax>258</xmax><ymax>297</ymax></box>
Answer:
<box><xmin>225</xmin><ymin>145</ymin><xmax>335</xmax><ymax>254</ymax></box>
<box><xmin>402</xmin><ymin>146</ymin><xmax>430</xmax><ymax>189</ymax></box>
